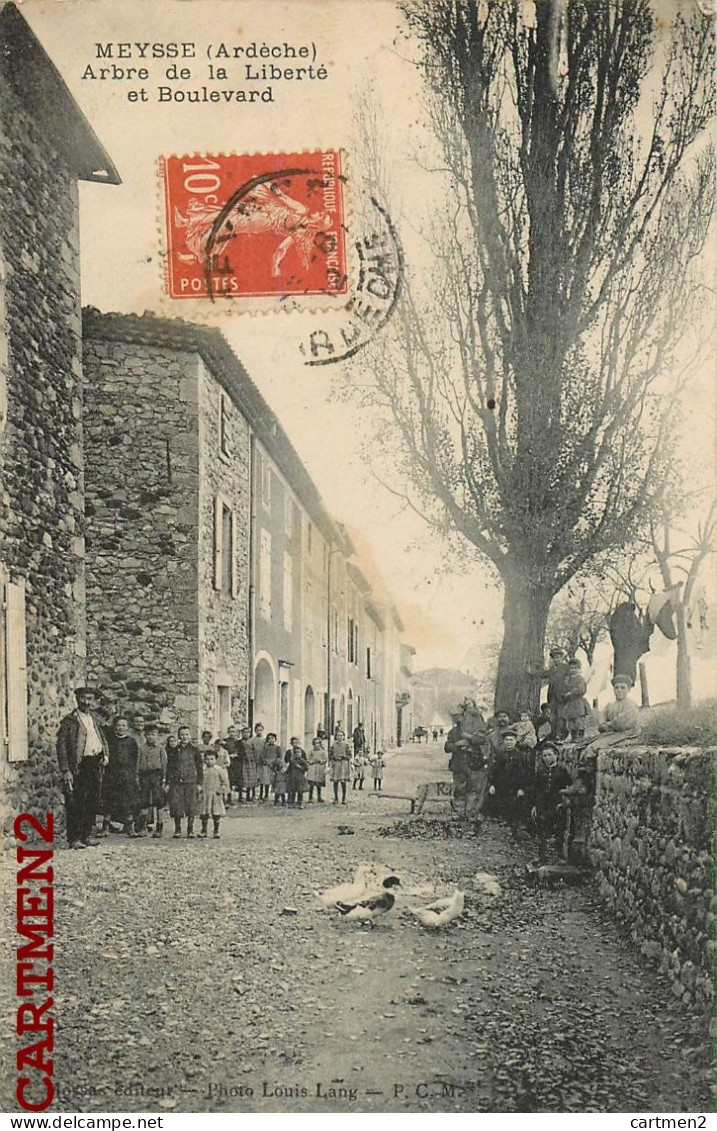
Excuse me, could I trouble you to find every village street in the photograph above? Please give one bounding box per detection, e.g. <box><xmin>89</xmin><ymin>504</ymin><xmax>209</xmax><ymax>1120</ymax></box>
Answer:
<box><xmin>38</xmin><ymin>742</ymin><xmax>712</xmax><ymax>1115</ymax></box>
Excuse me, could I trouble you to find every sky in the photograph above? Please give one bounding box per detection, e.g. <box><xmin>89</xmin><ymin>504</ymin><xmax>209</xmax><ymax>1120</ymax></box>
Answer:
<box><xmin>23</xmin><ymin>0</ymin><xmax>716</xmax><ymax>676</ymax></box>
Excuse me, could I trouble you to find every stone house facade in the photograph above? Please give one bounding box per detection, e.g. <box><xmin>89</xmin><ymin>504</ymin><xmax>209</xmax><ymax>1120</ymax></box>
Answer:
<box><xmin>0</xmin><ymin>1</ymin><xmax>118</xmax><ymax>827</ymax></box>
<box><xmin>251</xmin><ymin>440</ymin><xmax>306</xmax><ymax>747</ymax></box>
<box><xmin>82</xmin><ymin>312</ymin><xmax>252</xmax><ymax>737</ymax></box>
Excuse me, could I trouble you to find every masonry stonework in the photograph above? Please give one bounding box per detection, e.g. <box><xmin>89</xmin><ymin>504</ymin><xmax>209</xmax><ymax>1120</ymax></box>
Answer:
<box><xmin>0</xmin><ymin>73</ymin><xmax>85</xmax><ymax>827</ymax></box>
<box><xmin>82</xmin><ymin>315</ymin><xmax>252</xmax><ymax>737</ymax></box>
<box><xmin>590</xmin><ymin>746</ymin><xmax>714</xmax><ymax>1011</ymax></box>
<box><xmin>82</xmin><ymin>332</ymin><xmax>201</xmax><ymax>728</ymax></box>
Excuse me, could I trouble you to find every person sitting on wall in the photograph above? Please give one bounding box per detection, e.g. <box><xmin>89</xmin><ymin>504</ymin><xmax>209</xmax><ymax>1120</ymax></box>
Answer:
<box><xmin>582</xmin><ymin>674</ymin><xmax>641</xmax><ymax>754</ymax></box>
<box><xmin>56</xmin><ymin>687</ymin><xmax>109</xmax><ymax>849</ymax></box>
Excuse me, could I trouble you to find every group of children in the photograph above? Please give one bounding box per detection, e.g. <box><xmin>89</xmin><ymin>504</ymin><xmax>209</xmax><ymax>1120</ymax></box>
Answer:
<box><xmin>96</xmin><ymin>715</ymin><xmax>389</xmax><ymax>841</ymax></box>
<box><xmin>99</xmin><ymin>715</ymin><xmax>230</xmax><ymax>840</ymax></box>
<box><xmin>217</xmin><ymin>724</ymin><xmax>387</xmax><ymax>809</ymax></box>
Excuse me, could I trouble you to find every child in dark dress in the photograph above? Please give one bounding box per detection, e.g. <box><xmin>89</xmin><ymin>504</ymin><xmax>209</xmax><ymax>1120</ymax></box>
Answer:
<box><xmin>103</xmin><ymin>716</ymin><xmax>140</xmax><ymax>837</ymax></box>
<box><xmin>285</xmin><ymin>737</ymin><xmax>309</xmax><ymax>808</ymax></box>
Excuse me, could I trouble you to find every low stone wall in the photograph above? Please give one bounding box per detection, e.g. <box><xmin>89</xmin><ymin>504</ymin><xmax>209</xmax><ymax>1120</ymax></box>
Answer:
<box><xmin>589</xmin><ymin>745</ymin><xmax>714</xmax><ymax>1010</ymax></box>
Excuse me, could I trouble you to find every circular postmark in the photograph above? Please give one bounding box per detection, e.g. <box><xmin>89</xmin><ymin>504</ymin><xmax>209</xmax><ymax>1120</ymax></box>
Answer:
<box><xmin>192</xmin><ymin>160</ymin><xmax>403</xmax><ymax>364</ymax></box>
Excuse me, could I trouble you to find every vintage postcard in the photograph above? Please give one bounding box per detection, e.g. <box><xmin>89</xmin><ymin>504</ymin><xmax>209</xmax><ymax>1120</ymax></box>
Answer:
<box><xmin>0</xmin><ymin>0</ymin><xmax>714</xmax><ymax>1121</ymax></box>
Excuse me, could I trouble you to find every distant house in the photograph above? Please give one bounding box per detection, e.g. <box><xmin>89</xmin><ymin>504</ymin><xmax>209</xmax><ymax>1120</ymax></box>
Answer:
<box><xmin>0</xmin><ymin>2</ymin><xmax>118</xmax><ymax>823</ymax></box>
<box><xmin>410</xmin><ymin>668</ymin><xmax>480</xmax><ymax>730</ymax></box>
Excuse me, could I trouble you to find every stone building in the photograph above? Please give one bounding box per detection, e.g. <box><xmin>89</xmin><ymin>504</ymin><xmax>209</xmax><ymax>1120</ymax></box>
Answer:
<box><xmin>0</xmin><ymin>2</ymin><xmax>118</xmax><ymax>824</ymax></box>
<box><xmin>82</xmin><ymin>310</ymin><xmax>410</xmax><ymax>747</ymax></box>
<box><xmin>82</xmin><ymin>311</ymin><xmax>253</xmax><ymax>736</ymax></box>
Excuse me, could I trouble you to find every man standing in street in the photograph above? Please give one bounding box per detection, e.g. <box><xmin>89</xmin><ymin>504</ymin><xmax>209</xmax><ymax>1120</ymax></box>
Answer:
<box><xmin>352</xmin><ymin>722</ymin><xmax>366</xmax><ymax>757</ymax></box>
<box><xmin>56</xmin><ymin>687</ymin><xmax>109</xmax><ymax>849</ymax></box>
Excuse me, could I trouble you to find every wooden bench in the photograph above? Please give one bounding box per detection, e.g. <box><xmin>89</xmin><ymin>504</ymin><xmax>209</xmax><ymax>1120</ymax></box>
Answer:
<box><xmin>371</xmin><ymin>780</ymin><xmax>454</xmax><ymax>815</ymax></box>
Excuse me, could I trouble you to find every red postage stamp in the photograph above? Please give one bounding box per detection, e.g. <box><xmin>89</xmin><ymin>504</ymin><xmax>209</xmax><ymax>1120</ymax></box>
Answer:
<box><xmin>161</xmin><ymin>150</ymin><xmax>347</xmax><ymax>301</ymax></box>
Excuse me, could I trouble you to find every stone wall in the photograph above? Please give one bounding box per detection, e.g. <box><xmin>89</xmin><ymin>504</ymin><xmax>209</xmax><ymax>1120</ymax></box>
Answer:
<box><xmin>196</xmin><ymin>358</ymin><xmax>251</xmax><ymax>734</ymax></box>
<box><xmin>589</xmin><ymin>745</ymin><xmax>714</xmax><ymax>1011</ymax></box>
<box><xmin>0</xmin><ymin>75</ymin><xmax>85</xmax><ymax>830</ymax></box>
<box><xmin>82</xmin><ymin>334</ymin><xmax>201</xmax><ymax>729</ymax></box>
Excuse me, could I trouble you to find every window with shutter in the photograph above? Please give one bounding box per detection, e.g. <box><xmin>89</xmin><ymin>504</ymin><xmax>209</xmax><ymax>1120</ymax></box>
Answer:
<box><xmin>259</xmin><ymin>529</ymin><xmax>272</xmax><ymax>619</ymax></box>
<box><xmin>213</xmin><ymin>495</ymin><xmax>223</xmax><ymax>590</ymax></box>
<box><xmin>283</xmin><ymin>552</ymin><xmax>293</xmax><ymax>633</ymax></box>
<box><xmin>4</xmin><ymin>580</ymin><xmax>28</xmax><ymax>762</ymax></box>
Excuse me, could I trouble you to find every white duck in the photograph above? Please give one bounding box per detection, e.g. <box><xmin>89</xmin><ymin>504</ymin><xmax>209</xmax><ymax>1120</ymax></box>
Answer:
<box><xmin>318</xmin><ymin>864</ymin><xmax>372</xmax><ymax>909</ymax></box>
<box><xmin>409</xmin><ymin>889</ymin><xmax>465</xmax><ymax>929</ymax></box>
<box><xmin>474</xmin><ymin>872</ymin><xmax>501</xmax><ymax>897</ymax></box>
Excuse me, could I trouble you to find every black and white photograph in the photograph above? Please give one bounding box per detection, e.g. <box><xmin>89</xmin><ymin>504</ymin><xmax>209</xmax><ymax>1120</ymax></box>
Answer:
<box><xmin>0</xmin><ymin>0</ymin><xmax>715</xmax><ymax>1119</ymax></box>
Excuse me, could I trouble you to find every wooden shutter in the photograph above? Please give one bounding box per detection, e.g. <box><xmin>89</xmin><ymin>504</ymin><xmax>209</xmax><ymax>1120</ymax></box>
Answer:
<box><xmin>4</xmin><ymin>580</ymin><xmax>28</xmax><ymax>762</ymax></box>
<box><xmin>213</xmin><ymin>495</ymin><xmax>222</xmax><ymax>590</ymax></box>
<box><xmin>230</xmin><ymin>510</ymin><xmax>238</xmax><ymax>599</ymax></box>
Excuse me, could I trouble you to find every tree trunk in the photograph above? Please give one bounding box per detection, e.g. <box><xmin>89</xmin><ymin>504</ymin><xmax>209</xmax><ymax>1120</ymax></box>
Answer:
<box><xmin>675</xmin><ymin>602</ymin><xmax>692</xmax><ymax>710</ymax></box>
<box><xmin>494</xmin><ymin>567</ymin><xmax>553</xmax><ymax>716</ymax></box>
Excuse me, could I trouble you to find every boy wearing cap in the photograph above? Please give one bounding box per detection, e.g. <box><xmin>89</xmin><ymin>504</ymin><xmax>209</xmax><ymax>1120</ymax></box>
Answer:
<box><xmin>561</xmin><ymin>657</ymin><xmax>590</xmax><ymax>741</ymax></box>
<box><xmin>501</xmin><ymin>729</ymin><xmax>533</xmax><ymax>837</ymax></box>
<box><xmin>137</xmin><ymin>722</ymin><xmax>167</xmax><ymax>837</ymax></box>
<box><xmin>530</xmin><ymin>744</ymin><xmax>572</xmax><ymax>861</ymax></box>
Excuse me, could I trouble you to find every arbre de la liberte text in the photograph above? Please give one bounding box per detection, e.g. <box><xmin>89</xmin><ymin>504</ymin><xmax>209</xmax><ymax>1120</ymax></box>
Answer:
<box><xmin>81</xmin><ymin>41</ymin><xmax>331</xmax><ymax>104</ymax></box>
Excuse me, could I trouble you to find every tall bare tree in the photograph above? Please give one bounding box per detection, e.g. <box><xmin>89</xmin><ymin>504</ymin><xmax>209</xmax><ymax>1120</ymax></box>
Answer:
<box><xmin>351</xmin><ymin>0</ymin><xmax>714</xmax><ymax>711</ymax></box>
<box><xmin>547</xmin><ymin>581</ymin><xmax>610</xmax><ymax>666</ymax></box>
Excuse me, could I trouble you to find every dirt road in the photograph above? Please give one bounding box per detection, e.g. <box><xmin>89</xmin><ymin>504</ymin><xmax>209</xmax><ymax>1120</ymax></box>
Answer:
<box><xmin>7</xmin><ymin>741</ymin><xmax>711</xmax><ymax>1114</ymax></box>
